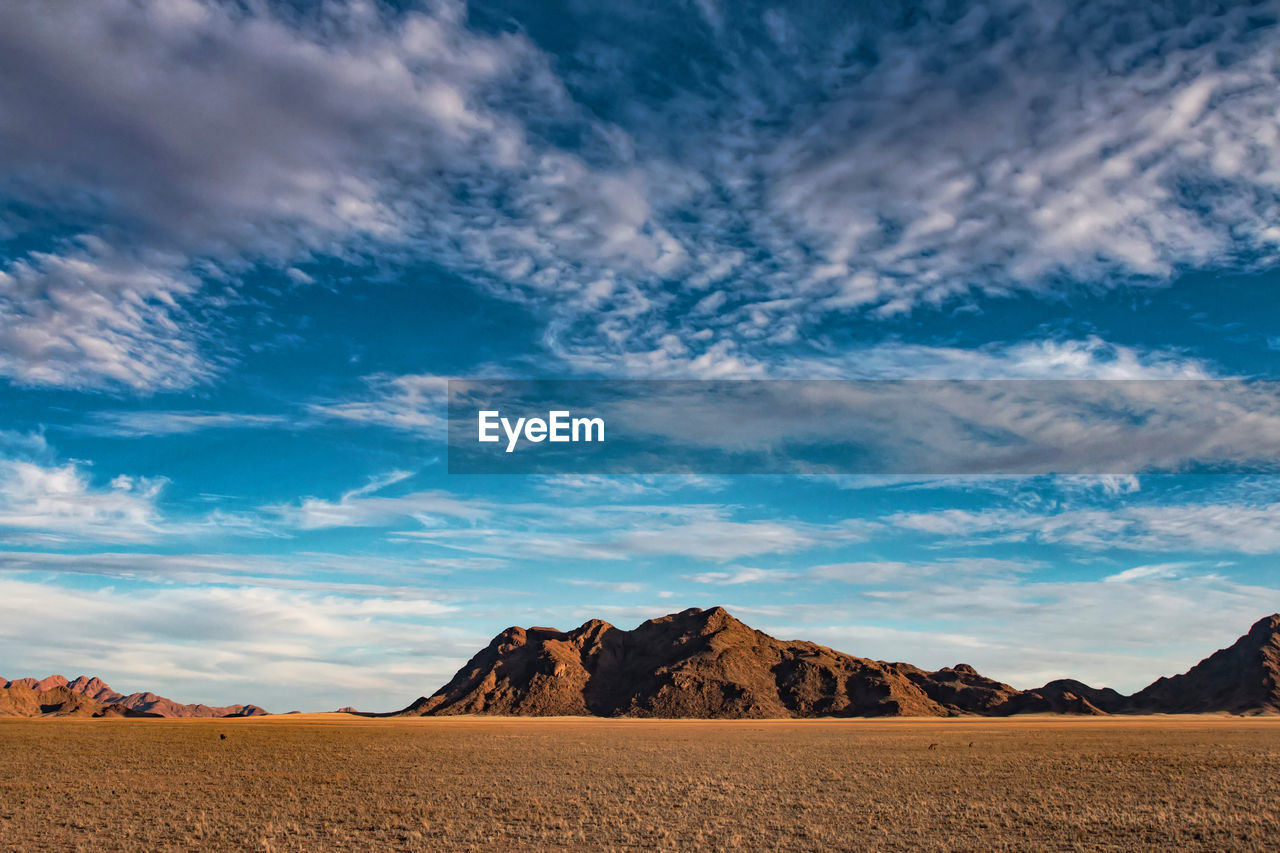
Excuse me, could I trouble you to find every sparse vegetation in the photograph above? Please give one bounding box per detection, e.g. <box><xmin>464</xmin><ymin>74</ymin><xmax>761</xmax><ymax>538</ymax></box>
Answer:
<box><xmin>1</xmin><ymin>716</ymin><xmax>1278</xmax><ymax>851</ymax></box>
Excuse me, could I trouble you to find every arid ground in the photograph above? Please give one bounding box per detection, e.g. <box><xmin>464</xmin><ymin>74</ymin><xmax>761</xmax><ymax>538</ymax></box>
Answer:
<box><xmin>1</xmin><ymin>716</ymin><xmax>1277</xmax><ymax>851</ymax></box>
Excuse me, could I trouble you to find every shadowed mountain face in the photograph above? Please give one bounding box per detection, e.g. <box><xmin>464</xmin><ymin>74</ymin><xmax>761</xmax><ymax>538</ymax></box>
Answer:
<box><xmin>1128</xmin><ymin>613</ymin><xmax>1280</xmax><ymax>714</ymax></box>
<box><xmin>0</xmin><ymin>675</ymin><xmax>269</xmax><ymax>718</ymax></box>
<box><xmin>400</xmin><ymin>608</ymin><xmax>1280</xmax><ymax>718</ymax></box>
<box><xmin>405</xmin><ymin>607</ymin><xmax>976</xmax><ymax>718</ymax></box>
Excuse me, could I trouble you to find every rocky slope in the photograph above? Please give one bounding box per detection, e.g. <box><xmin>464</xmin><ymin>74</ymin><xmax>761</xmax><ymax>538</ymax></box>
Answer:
<box><xmin>1128</xmin><ymin>613</ymin><xmax>1280</xmax><ymax>714</ymax></box>
<box><xmin>0</xmin><ymin>675</ymin><xmax>269</xmax><ymax>718</ymax></box>
<box><xmin>398</xmin><ymin>607</ymin><xmax>1280</xmax><ymax>718</ymax></box>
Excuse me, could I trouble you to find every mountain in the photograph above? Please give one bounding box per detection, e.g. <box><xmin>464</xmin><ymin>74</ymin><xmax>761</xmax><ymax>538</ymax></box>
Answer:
<box><xmin>400</xmin><ymin>606</ymin><xmax>1021</xmax><ymax>718</ymax></box>
<box><xmin>1128</xmin><ymin>613</ymin><xmax>1280</xmax><ymax>714</ymax></box>
<box><xmin>397</xmin><ymin>607</ymin><xmax>1280</xmax><ymax>718</ymax></box>
<box><xmin>0</xmin><ymin>682</ymin><xmax>113</xmax><ymax>718</ymax></box>
<box><xmin>0</xmin><ymin>675</ymin><xmax>269</xmax><ymax>718</ymax></box>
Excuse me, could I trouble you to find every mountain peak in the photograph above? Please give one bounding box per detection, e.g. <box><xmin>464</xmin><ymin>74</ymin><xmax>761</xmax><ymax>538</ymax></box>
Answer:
<box><xmin>408</xmin><ymin>607</ymin><xmax>973</xmax><ymax>718</ymax></box>
<box><xmin>400</xmin><ymin>609</ymin><xmax>1280</xmax><ymax>719</ymax></box>
<box><xmin>649</xmin><ymin>605</ymin><xmax>740</xmax><ymax>630</ymax></box>
<box><xmin>1129</xmin><ymin>617</ymin><xmax>1280</xmax><ymax>714</ymax></box>
<box><xmin>1246</xmin><ymin>613</ymin><xmax>1280</xmax><ymax>641</ymax></box>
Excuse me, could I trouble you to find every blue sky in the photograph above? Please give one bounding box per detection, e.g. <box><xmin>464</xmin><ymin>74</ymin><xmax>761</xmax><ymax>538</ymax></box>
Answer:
<box><xmin>3</xmin><ymin>0</ymin><xmax>1280</xmax><ymax>711</ymax></box>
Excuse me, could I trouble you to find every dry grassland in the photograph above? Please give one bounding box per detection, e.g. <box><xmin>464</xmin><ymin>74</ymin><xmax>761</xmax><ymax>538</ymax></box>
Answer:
<box><xmin>1</xmin><ymin>715</ymin><xmax>1277</xmax><ymax>851</ymax></box>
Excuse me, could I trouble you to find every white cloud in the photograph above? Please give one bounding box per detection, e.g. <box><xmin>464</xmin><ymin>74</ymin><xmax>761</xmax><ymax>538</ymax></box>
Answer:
<box><xmin>598</xmin><ymin>377</ymin><xmax>1280</xmax><ymax>474</ymax></box>
<box><xmin>83</xmin><ymin>410</ymin><xmax>290</xmax><ymax>436</ymax></box>
<box><xmin>0</xmin><ymin>240</ymin><xmax>208</xmax><ymax>390</ymax></box>
<box><xmin>0</xmin><ymin>549</ymin><xmax>506</xmax><ymax>586</ymax></box>
<box><xmin>1103</xmin><ymin>563</ymin><xmax>1190</xmax><ymax>583</ymax></box>
<box><xmin>792</xmin><ymin>337</ymin><xmax>1212</xmax><ymax>380</ymax></box>
<box><xmin>4</xmin><ymin>2</ymin><xmax>1274</xmax><ymax>385</ymax></box>
<box><xmin>810</xmin><ymin>558</ymin><xmax>1032</xmax><ymax>585</ymax></box>
<box><xmin>760</xmin><ymin>3</ymin><xmax>1280</xmax><ymax>309</ymax></box>
<box><xmin>535</xmin><ymin>474</ymin><xmax>728</xmax><ymax>498</ymax></box>
<box><xmin>743</xmin><ymin>572</ymin><xmax>1280</xmax><ymax>692</ymax></box>
<box><xmin>0</xmin><ymin>457</ymin><xmax>169</xmax><ymax>543</ymax></box>
<box><xmin>0</xmin><ymin>0</ymin><xmax>691</xmax><ymax>387</ymax></box>
<box><xmin>891</xmin><ymin>500</ymin><xmax>1280</xmax><ymax>554</ymax></box>
<box><xmin>308</xmin><ymin>373</ymin><xmax>447</xmax><ymax>433</ymax></box>
<box><xmin>524</xmin><ymin>2</ymin><xmax>1280</xmax><ymax>375</ymax></box>
<box><xmin>561</xmin><ymin>578</ymin><xmax>647</xmax><ymax>594</ymax></box>
<box><xmin>0</xmin><ymin>576</ymin><xmax>476</xmax><ymax>712</ymax></box>
<box><xmin>609</xmin><ymin>519</ymin><xmax>819</xmax><ymax>561</ymax></box>
<box><xmin>0</xmin><ymin>0</ymin><xmax>524</xmax><ymax>258</ymax></box>
<box><xmin>685</xmin><ymin>567</ymin><xmax>797</xmax><ymax>585</ymax></box>
<box><xmin>0</xmin><ymin>441</ymin><xmax>276</xmax><ymax>544</ymax></box>
<box><xmin>271</xmin><ymin>479</ymin><xmax>490</xmax><ymax>531</ymax></box>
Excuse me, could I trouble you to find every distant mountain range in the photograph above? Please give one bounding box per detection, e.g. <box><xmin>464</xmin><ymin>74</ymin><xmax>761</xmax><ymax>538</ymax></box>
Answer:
<box><xmin>395</xmin><ymin>607</ymin><xmax>1280</xmax><ymax>718</ymax></box>
<box><xmin>0</xmin><ymin>675</ymin><xmax>268</xmax><ymax>718</ymax></box>
<box><xmin>6</xmin><ymin>608</ymin><xmax>1278</xmax><ymax>719</ymax></box>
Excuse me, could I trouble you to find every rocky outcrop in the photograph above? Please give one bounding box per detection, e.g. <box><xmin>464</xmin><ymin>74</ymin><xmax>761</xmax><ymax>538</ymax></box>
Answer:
<box><xmin>0</xmin><ymin>676</ymin><xmax>268</xmax><ymax>718</ymax></box>
<box><xmin>400</xmin><ymin>608</ymin><xmax>1280</xmax><ymax>718</ymax></box>
<box><xmin>1128</xmin><ymin>614</ymin><xmax>1280</xmax><ymax>715</ymax></box>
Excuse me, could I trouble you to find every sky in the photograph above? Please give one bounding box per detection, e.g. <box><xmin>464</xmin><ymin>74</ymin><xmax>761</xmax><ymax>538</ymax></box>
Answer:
<box><xmin>3</xmin><ymin>0</ymin><xmax>1280</xmax><ymax>712</ymax></box>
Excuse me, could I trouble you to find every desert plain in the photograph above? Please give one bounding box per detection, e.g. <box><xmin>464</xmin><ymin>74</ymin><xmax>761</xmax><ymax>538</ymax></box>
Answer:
<box><xmin>1</xmin><ymin>715</ymin><xmax>1277</xmax><ymax>851</ymax></box>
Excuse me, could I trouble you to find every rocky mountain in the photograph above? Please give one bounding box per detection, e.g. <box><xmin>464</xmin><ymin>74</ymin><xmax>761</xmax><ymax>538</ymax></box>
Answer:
<box><xmin>0</xmin><ymin>675</ymin><xmax>269</xmax><ymax>718</ymax></box>
<box><xmin>397</xmin><ymin>607</ymin><xmax>1280</xmax><ymax>718</ymax></box>
<box><xmin>1128</xmin><ymin>613</ymin><xmax>1280</xmax><ymax>714</ymax></box>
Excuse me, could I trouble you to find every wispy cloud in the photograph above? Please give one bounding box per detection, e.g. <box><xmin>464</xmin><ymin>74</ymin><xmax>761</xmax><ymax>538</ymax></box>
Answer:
<box><xmin>561</xmin><ymin>578</ymin><xmax>647</xmax><ymax>594</ymax></box>
<box><xmin>307</xmin><ymin>373</ymin><xmax>447</xmax><ymax>433</ymax></box>
<box><xmin>684</xmin><ymin>567</ymin><xmax>797</xmax><ymax>585</ymax></box>
<box><xmin>3</xmin><ymin>2</ymin><xmax>1276</xmax><ymax>386</ymax></box>
<box><xmin>0</xmin><ymin>239</ymin><xmax>208</xmax><ymax>390</ymax></box>
<box><xmin>82</xmin><ymin>410</ymin><xmax>290</xmax><ymax>437</ymax></box>
<box><xmin>0</xmin><ymin>576</ymin><xmax>478</xmax><ymax>711</ymax></box>
<box><xmin>891</xmin><ymin>501</ymin><xmax>1280</xmax><ymax>554</ymax></box>
<box><xmin>742</xmin><ymin>571</ymin><xmax>1280</xmax><ymax>692</ymax></box>
<box><xmin>270</xmin><ymin>478</ymin><xmax>490</xmax><ymax>531</ymax></box>
<box><xmin>0</xmin><ymin>457</ymin><xmax>170</xmax><ymax>543</ymax></box>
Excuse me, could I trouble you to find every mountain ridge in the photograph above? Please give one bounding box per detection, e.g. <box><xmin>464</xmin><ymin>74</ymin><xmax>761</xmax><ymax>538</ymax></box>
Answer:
<box><xmin>0</xmin><ymin>675</ymin><xmax>269</xmax><ymax>718</ymax></box>
<box><xmin>6</xmin><ymin>608</ymin><xmax>1278</xmax><ymax>718</ymax></box>
<box><xmin>395</xmin><ymin>607</ymin><xmax>1280</xmax><ymax>718</ymax></box>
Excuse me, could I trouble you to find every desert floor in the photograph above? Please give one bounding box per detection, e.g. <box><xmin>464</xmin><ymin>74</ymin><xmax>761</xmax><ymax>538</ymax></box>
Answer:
<box><xmin>1</xmin><ymin>715</ymin><xmax>1277</xmax><ymax>851</ymax></box>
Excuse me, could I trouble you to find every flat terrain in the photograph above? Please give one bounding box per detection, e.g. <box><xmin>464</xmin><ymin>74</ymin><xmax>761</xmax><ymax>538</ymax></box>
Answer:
<box><xmin>1</xmin><ymin>716</ymin><xmax>1278</xmax><ymax>851</ymax></box>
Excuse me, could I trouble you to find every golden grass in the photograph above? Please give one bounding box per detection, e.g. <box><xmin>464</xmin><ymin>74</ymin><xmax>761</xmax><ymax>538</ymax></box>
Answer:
<box><xmin>2</xmin><ymin>715</ymin><xmax>1278</xmax><ymax>851</ymax></box>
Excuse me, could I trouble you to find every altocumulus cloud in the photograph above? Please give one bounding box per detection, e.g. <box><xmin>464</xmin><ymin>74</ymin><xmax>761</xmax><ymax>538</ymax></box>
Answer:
<box><xmin>2</xmin><ymin>1</ymin><xmax>1278</xmax><ymax>387</ymax></box>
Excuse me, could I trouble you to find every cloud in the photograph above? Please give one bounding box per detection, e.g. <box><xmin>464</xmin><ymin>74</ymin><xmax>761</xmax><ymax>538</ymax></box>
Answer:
<box><xmin>271</xmin><ymin>477</ymin><xmax>490</xmax><ymax>531</ymax></box>
<box><xmin>0</xmin><ymin>575</ymin><xmax>477</xmax><ymax>712</ymax></box>
<box><xmin>685</xmin><ymin>567</ymin><xmax>797</xmax><ymax>585</ymax></box>
<box><xmin>0</xmin><ymin>549</ymin><xmax>508</xmax><ymax>589</ymax></box>
<box><xmin>0</xmin><ymin>440</ymin><xmax>276</xmax><ymax>544</ymax></box>
<box><xmin>308</xmin><ymin>373</ymin><xmax>447</xmax><ymax>434</ymax></box>
<box><xmin>0</xmin><ymin>457</ymin><xmax>169</xmax><ymax>543</ymax></box>
<box><xmin>525</xmin><ymin>1</ymin><xmax>1280</xmax><ymax>373</ymax></box>
<box><xmin>0</xmin><ymin>239</ymin><xmax>209</xmax><ymax>390</ymax></box>
<box><xmin>561</xmin><ymin>578</ymin><xmax>647</xmax><ymax>594</ymax></box>
<box><xmin>683</xmin><ymin>558</ymin><xmax>1034</xmax><ymax>586</ymax></box>
<box><xmin>809</xmin><ymin>559</ymin><xmax>1033</xmax><ymax>585</ymax></box>
<box><xmin>395</xmin><ymin>511</ymin><xmax>865</xmax><ymax>563</ymax></box>
<box><xmin>384</xmin><ymin>494</ymin><xmax>877</xmax><ymax>562</ymax></box>
<box><xmin>4</xmin><ymin>1</ymin><xmax>1275</xmax><ymax>385</ymax></box>
<box><xmin>535</xmin><ymin>474</ymin><xmax>728</xmax><ymax>499</ymax></box>
<box><xmin>586</xmin><ymin>377</ymin><xmax>1280</xmax><ymax>474</ymax></box>
<box><xmin>0</xmin><ymin>0</ymin><xmax>687</xmax><ymax>387</ymax></box>
<box><xmin>742</xmin><ymin>570</ymin><xmax>1280</xmax><ymax>692</ymax></box>
<box><xmin>82</xmin><ymin>410</ymin><xmax>290</xmax><ymax>437</ymax></box>
<box><xmin>1103</xmin><ymin>563</ymin><xmax>1190</xmax><ymax>583</ymax></box>
<box><xmin>891</xmin><ymin>500</ymin><xmax>1280</xmax><ymax>554</ymax></box>
<box><xmin>0</xmin><ymin>0</ymin><xmax>525</xmax><ymax>257</ymax></box>
<box><xmin>784</xmin><ymin>337</ymin><xmax>1212</xmax><ymax>380</ymax></box>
